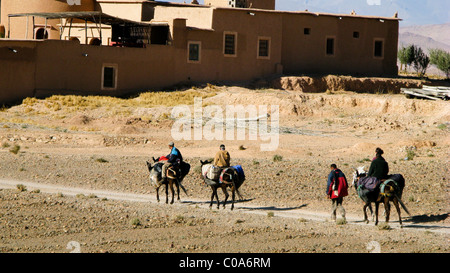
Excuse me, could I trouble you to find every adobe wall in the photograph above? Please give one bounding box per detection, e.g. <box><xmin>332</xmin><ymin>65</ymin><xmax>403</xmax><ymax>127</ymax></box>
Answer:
<box><xmin>0</xmin><ymin>39</ymin><xmax>187</xmax><ymax>104</ymax></box>
<box><xmin>281</xmin><ymin>13</ymin><xmax>399</xmax><ymax>77</ymax></box>
<box><xmin>0</xmin><ymin>40</ymin><xmax>37</xmax><ymax>104</ymax></box>
<box><xmin>152</xmin><ymin>6</ymin><xmax>214</xmax><ymax>29</ymax></box>
<box><xmin>97</xmin><ymin>2</ymin><xmax>143</xmax><ymax>22</ymax></box>
<box><xmin>204</xmin><ymin>8</ymin><xmax>283</xmax><ymax>81</ymax></box>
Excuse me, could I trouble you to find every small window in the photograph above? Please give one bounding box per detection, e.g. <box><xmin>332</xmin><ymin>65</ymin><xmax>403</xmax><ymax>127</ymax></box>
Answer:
<box><xmin>102</xmin><ymin>64</ymin><xmax>118</xmax><ymax>90</ymax></box>
<box><xmin>374</xmin><ymin>40</ymin><xmax>384</xmax><ymax>58</ymax></box>
<box><xmin>326</xmin><ymin>37</ymin><xmax>335</xmax><ymax>56</ymax></box>
<box><xmin>224</xmin><ymin>32</ymin><xmax>237</xmax><ymax>57</ymax></box>
<box><xmin>150</xmin><ymin>26</ymin><xmax>169</xmax><ymax>45</ymax></box>
<box><xmin>188</xmin><ymin>41</ymin><xmax>201</xmax><ymax>63</ymax></box>
<box><xmin>257</xmin><ymin>38</ymin><xmax>270</xmax><ymax>59</ymax></box>
<box><xmin>353</xmin><ymin>31</ymin><xmax>359</xmax><ymax>38</ymax></box>
<box><xmin>36</xmin><ymin>28</ymin><xmax>48</xmax><ymax>39</ymax></box>
<box><xmin>304</xmin><ymin>28</ymin><xmax>311</xmax><ymax>35</ymax></box>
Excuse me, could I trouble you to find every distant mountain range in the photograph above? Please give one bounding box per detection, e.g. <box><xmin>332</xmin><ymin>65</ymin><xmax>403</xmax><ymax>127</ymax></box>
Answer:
<box><xmin>399</xmin><ymin>23</ymin><xmax>450</xmax><ymax>53</ymax></box>
<box><xmin>398</xmin><ymin>23</ymin><xmax>450</xmax><ymax>77</ymax></box>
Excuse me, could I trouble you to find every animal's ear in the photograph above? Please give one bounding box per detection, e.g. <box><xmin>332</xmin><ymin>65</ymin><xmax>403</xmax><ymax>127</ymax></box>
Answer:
<box><xmin>200</xmin><ymin>160</ymin><xmax>205</xmax><ymax>165</ymax></box>
<box><xmin>152</xmin><ymin>157</ymin><xmax>158</xmax><ymax>163</ymax></box>
<box><xmin>146</xmin><ymin>161</ymin><xmax>152</xmax><ymax>170</ymax></box>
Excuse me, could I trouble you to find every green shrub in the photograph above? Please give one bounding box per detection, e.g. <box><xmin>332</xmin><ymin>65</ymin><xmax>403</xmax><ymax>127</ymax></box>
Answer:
<box><xmin>273</xmin><ymin>155</ymin><xmax>283</xmax><ymax>162</ymax></box>
<box><xmin>16</xmin><ymin>184</ymin><xmax>27</xmax><ymax>192</ymax></box>
<box><xmin>429</xmin><ymin>48</ymin><xmax>450</xmax><ymax>78</ymax></box>
<box><xmin>9</xmin><ymin>145</ymin><xmax>20</xmax><ymax>155</ymax></box>
<box><xmin>130</xmin><ymin>218</ymin><xmax>141</xmax><ymax>227</ymax></box>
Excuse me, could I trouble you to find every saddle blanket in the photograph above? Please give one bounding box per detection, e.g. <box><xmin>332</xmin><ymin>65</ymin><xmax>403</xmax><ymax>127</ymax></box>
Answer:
<box><xmin>357</xmin><ymin>176</ymin><xmax>381</xmax><ymax>192</ymax></box>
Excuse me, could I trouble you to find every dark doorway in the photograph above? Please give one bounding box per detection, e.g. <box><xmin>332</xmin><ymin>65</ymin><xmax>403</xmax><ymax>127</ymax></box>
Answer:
<box><xmin>150</xmin><ymin>26</ymin><xmax>169</xmax><ymax>45</ymax></box>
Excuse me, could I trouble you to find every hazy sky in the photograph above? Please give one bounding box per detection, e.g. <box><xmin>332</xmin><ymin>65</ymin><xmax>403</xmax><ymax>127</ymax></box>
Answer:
<box><xmin>169</xmin><ymin>0</ymin><xmax>449</xmax><ymax>26</ymax></box>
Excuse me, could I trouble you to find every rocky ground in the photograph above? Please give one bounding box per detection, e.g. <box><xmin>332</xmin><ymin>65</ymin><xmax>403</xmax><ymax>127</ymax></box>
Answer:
<box><xmin>0</xmin><ymin>82</ymin><xmax>448</xmax><ymax>253</ymax></box>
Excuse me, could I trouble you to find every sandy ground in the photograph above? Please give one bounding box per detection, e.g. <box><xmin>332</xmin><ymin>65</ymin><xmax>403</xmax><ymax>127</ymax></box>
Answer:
<box><xmin>0</xmin><ymin>84</ymin><xmax>449</xmax><ymax>253</ymax></box>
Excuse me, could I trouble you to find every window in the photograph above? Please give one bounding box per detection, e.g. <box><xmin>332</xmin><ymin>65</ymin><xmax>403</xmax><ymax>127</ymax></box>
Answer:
<box><xmin>257</xmin><ymin>37</ymin><xmax>270</xmax><ymax>59</ymax></box>
<box><xmin>102</xmin><ymin>64</ymin><xmax>118</xmax><ymax>90</ymax></box>
<box><xmin>188</xmin><ymin>41</ymin><xmax>201</xmax><ymax>63</ymax></box>
<box><xmin>150</xmin><ymin>26</ymin><xmax>169</xmax><ymax>45</ymax></box>
<box><xmin>326</xmin><ymin>37</ymin><xmax>335</xmax><ymax>56</ymax></box>
<box><xmin>36</xmin><ymin>28</ymin><xmax>48</xmax><ymax>39</ymax></box>
<box><xmin>304</xmin><ymin>28</ymin><xmax>311</xmax><ymax>35</ymax></box>
<box><xmin>374</xmin><ymin>39</ymin><xmax>384</xmax><ymax>58</ymax></box>
<box><xmin>224</xmin><ymin>32</ymin><xmax>237</xmax><ymax>57</ymax></box>
<box><xmin>353</xmin><ymin>31</ymin><xmax>360</xmax><ymax>38</ymax></box>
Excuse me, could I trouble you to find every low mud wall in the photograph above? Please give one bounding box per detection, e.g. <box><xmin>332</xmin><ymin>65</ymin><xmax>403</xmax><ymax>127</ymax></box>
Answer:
<box><xmin>271</xmin><ymin>75</ymin><xmax>424</xmax><ymax>94</ymax></box>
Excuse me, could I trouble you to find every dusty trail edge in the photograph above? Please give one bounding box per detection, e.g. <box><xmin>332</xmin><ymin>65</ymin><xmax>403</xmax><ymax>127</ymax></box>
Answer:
<box><xmin>1</xmin><ymin>178</ymin><xmax>448</xmax><ymax>235</ymax></box>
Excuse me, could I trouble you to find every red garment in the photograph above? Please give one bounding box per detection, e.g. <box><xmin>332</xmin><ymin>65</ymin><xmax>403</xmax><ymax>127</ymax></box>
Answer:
<box><xmin>328</xmin><ymin>170</ymin><xmax>349</xmax><ymax>199</ymax></box>
<box><xmin>158</xmin><ymin>156</ymin><xmax>169</xmax><ymax>161</ymax></box>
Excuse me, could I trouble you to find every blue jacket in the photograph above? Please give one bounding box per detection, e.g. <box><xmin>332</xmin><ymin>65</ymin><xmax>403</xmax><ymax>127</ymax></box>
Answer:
<box><xmin>167</xmin><ymin>147</ymin><xmax>183</xmax><ymax>164</ymax></box>
<box><xmin>327</xmin><ymin>169</ymin><xmax>343</xmax><ymax>194</ymax></box>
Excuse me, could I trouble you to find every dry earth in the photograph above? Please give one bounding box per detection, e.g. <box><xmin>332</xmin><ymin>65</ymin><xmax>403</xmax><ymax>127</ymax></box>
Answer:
<box><xmin>0</xmin><ymin>81</ymin><xmax>449</xmax><ymax>253</ymax></box>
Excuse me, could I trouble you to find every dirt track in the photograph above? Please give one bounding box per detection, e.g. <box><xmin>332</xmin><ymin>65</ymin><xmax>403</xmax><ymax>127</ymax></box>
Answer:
<box><xmin>0</xmin><ymin>84</ymin><xmax>449</xmax><ymax>253</ymax></box>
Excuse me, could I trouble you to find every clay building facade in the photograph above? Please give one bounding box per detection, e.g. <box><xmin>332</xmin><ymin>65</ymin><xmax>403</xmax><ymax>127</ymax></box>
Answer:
<box><xmin>0</xmin><ymin>0</ymin><xmax>400</xmax><ymax>104</ymax></box>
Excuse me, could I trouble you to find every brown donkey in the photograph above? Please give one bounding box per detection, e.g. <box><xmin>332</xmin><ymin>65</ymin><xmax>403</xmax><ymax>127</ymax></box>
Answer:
<box><xmin>353</xmin><ymin>167</ymin><xmax>410</xmax><ymax>227</ymax></box>
<box><xmin>147</xmin><ymin>160</ymin><xmax>189</xmax><ymax>204</ymax></box>
<box><xmin>200</xmin><ymin>160</ymin><xmax>244</xmax><ymax>210</ymax></box>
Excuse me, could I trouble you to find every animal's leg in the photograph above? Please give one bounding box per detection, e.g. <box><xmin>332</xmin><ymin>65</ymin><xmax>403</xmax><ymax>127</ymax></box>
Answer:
<box><xmin>156</xmin><ymin>187</ymin><xmax>160</xmax><ymax>203</ymax></box>
<box><xmin>231</xmin><ymin>188</ymin><xmax>235</xmax><ymax>211</ymax></box>
<box><xmin>215</xmin><ymin>188</ymin><xmax>220</xmax><ymax>209</ymax></box>
<box><xmin>210</xmin><ymin>186</ymin><xmax>217</xmax><ymax>208</ymax></box>
<box><xmin>221</xmin><ymin>186</ymin><xmax>229</xmax><ymax>209</ymax></box>
<box><xmin>384</xmin><ymin>199</ymin><xmax>391</xmax><ymax>223</ymax></box>
<box><xmin>375</xmin><ymin>202</ymin><xmax>379</xmax><ymax>226</ymax></box>
<box><xmin>367</xmin><ymin>204</ymin><xmax>374</xmax><ymax>222</ymax></box>
<box><xmin>165</xmin><ymin>184</ymin><xmax>169</xmax><ymax>204</ymax></box>
<box><xmin>363</xmin><ymin>203</ymin><xmax>369</xmax><ymax>223</ymax></box>
<box><xmin>393</xmin><ymin>198</ymin><xmax>402</xmax><ymax>227</ymax></box>
<box><xmin>176</xmin><ymin>180</ymin><xmax>181</xmax><ymax>201</ymax></box>
<box><xmin>169</xmin><ymin>182</ymin><xmax>175</xmax><ymax>205</ymax></box>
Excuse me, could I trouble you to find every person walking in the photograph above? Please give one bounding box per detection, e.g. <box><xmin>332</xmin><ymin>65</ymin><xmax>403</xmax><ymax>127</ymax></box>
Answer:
<box><xmin>326</xmin><ymin>164</ymin><xmax>348</xmax><ymax>222</ymax></box>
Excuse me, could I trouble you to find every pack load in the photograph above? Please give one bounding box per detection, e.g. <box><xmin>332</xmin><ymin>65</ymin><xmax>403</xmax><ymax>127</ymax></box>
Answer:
<box><xmin>232</xmin><ymin>165</ymin><xmax>245</xmax><ymax>182</ymax></box>
<box><xmin>202</xmin><ymin>164</ymin><xmax>222</xmax><ymax>181</ymax></box>
<box><xmin>356</xmin><ymin>174</ymin><xmax>405</xmax><ymax>203</ymax></box>
<box><xmin>357</xmin><ymin>176</ymin><xmax>381</xmax><ymax>192</ymax></box>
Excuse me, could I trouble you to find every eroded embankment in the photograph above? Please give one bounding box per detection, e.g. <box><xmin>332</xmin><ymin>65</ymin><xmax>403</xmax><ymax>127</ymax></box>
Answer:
<box><xmin>271</xmin><ymin>75</ymin><xmax>424</xmax><ymax>94</ymax></box>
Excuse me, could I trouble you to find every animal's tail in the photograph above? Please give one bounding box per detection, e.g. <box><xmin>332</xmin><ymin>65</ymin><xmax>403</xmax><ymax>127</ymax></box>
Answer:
<box><xmin>383</xmin><ymin>181</ymin><xmax>411</xmax><ymax>216</ymax></box>
<box><xmin>394</xmin><ymin>193</ymin><xmax>411</xmax><ymax>216</ymax></box>
<box><xmin>232</xmin><ymin>171</ymin><xmax>244</xmax><ymax>201</ymax></box>
<box><xmin>233</xmin><ymin>182</ymin><xmax>243</xmax><ymax>200</ymax></box>
<box><xmin>178</xmin><ymin>179</ymin><xmax>189</xmax><ymax>196</ymax></box>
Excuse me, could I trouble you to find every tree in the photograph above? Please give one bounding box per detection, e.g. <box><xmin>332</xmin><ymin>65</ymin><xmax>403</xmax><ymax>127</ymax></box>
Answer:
<box><xmin>412</xmin><ymin>46</ymin><xmax>430</xmax><ymax>77</ymax></box>
<box><xmin>429</xmin><ymin>49</ymin><xmax>450</xmax><ymax>79</ymax></box>
<box><xmin>398</xmin><ymin>45</ymin><xmax>415</xmax><ymax>72</ymax></box>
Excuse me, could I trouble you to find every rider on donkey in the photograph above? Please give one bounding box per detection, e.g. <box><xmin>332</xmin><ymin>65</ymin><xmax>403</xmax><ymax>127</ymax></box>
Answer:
<box><xmin>214</xmin><ymin>144</ymin><xmax>230</xmax><ymax>168</ymax></box>
<box><xmin>368</xmin><ymin>147</ymin><xmax>389</xmax><ymax>180</ymax></box>
<box><xmin>161</xmin><ymin>142</ymin><xmax>183</xmax><ymax>182</ymax></box>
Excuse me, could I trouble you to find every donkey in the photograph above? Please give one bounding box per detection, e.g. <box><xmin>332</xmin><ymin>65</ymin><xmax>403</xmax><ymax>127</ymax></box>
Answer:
<box><xmin>146</xmin><ymin>158</ymin><xmax>190</xmax><ymax>204</ymax></box>
<box><xmin>200</xmin><ymin>160</ymin><xmax>244</xmax><ymax>210</ymax></box>
<box><xmin>352</xmin><ymin>166</ymin><xmax>410</xmax><ymax>227</ymax></box>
